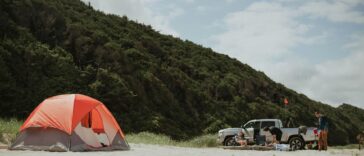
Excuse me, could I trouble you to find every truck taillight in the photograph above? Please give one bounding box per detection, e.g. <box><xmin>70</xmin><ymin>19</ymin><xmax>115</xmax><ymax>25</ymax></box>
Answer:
<box><xmin>313</xmin><ymin>128</ymin><xmax>318</xmax><ymax>135</ymax></box>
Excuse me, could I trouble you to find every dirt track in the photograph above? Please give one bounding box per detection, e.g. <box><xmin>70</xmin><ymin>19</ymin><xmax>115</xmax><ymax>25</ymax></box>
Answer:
<box><xmin>0</xmin><ymin>143</ymin><xmax>363</xmax><ymax>156</ymax></box>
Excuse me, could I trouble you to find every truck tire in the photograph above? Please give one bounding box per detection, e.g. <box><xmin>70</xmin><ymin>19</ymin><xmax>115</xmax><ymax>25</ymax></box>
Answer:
<box><xmin>224</xmin><ymin>136</ymin><xmax>237</xmax><ymax>146</ymax></box>
<box><xmin>289</xmin><ymin>136</ymin><xmax>305</xmax><ymax>150</ymax></box>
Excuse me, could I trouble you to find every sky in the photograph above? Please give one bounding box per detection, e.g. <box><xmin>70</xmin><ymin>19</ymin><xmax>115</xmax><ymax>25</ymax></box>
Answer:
<box><xmin>82</xmin><ymin>0</ymin><xmax>364</xmax><ymax>109</ymax></box>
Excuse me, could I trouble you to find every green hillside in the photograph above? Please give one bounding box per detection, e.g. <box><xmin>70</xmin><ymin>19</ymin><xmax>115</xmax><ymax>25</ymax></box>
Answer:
<box><xmin>0</xmin><ymin>0</ymin><xmax>363</xmax><ymax>145</ymax></box>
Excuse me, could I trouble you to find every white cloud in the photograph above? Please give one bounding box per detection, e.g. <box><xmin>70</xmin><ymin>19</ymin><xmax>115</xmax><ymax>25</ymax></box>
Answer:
<box><xmin>308</xmin><ymin>51</ymin><xmax>364</xmax><ymax>106</ymax></box>
<box><xmin>211</xmin><ymin>2</ymin><xmax>320</xmax><ymax>69</ymax></box>
<box><xmin>300</xmin><ymin>0</ymin><xmax>364</xmax><ymax>24</ymax></box>
<box><xmin>267</xmin><ymin>49</ymin><xmax>364</xmax><ymax>107</ymax></box>
<box><xmin>211</xmin><ymin>1</ymin><xmax>364</xmax><ymax>108</ymax></box>
<box><xmin>344</xmin><ymin>33</ymin><xmax>364</xmax><ymax>50</ymax></box>
<box><xmin>82</xmin><ymin>0</ymin><xmax>181</xmax><ymax>36</ymax></box>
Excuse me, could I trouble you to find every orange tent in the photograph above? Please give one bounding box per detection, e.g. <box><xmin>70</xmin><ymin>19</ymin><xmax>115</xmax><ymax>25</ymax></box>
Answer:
<box><xmin>10</xmin><ymin>94</ymin><xmax>130</xmax><ymax>152</ymax></box>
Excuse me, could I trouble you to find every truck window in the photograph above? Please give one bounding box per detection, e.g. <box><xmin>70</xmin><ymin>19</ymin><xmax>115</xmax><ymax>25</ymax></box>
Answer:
<box><xmin>261</xmin><ymin>121</ymin><xmax>275</xmax><ymax>128</ymax></box>
<box><xmin>253</xmin><ymin>122</ymin><xmax>260</xmax><ymax>129</ymax></box>
<box><xmin>244</xmin><ymin>121</ymin><xmax>261</xmax><ymax>129</ymax></box>
<box><xmin>244</xmin><ymin>122</ymin><xmax>254</xmax><ymax>128</ymax></box>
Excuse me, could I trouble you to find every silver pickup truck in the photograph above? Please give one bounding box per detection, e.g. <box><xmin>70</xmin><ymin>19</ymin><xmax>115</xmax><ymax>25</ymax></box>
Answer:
<box><xmin>217</xmin><ymin>119</ymin><xmax>318</xmax><ymax>150</ymax></box>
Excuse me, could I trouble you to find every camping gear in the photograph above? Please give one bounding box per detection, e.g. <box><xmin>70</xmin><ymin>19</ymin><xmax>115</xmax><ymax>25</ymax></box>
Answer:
<box><xmin>298</xmin><ymin>126</ymin><xmax>307</xmax><ymax>135</ymax></box>
<box><xmin>255</xmin><ymin>135</ymin><xmax>266</xmax><ymax>145</ymax></box>
<box><xmin>275</xmin><ymin>144</ymin><xmax>290</xmax><ymax>151</ymax></box>
<box><xmin>9</xmin><ymin>94</ymin><xmax>130</xmax><ymax>152</ymax></box>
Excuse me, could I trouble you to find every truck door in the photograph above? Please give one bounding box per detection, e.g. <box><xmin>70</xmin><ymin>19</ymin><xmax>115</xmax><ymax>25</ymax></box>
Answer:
<box><xmin>243</xmin><ymin>121</ymin><xmax>260</xmax><ymax>143</ymax></box>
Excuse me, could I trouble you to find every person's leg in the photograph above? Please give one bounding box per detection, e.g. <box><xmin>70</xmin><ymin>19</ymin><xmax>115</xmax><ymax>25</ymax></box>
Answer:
<box><xmin>276</xmin><ymin>133</ymin><xmax>282</xmax><ymax>144</ymax></box>
<box><xmin>238</xmin><ymin>140</ymin><xmax>247</xmax><ymax>146</ymax></box>
<box><xmin>272</xmin><ymin>135</ymin><xmax>277</xmax><ymax>144</ymax></box>
<box><xmin>318</xmin><ymin>131</ymin><xmax>323</xmax><ymax>150</ymax></box>
<box><xmin>323</xmin><ymin>131</ymin><xmax>328</xmax><ymax>150</ymax></box>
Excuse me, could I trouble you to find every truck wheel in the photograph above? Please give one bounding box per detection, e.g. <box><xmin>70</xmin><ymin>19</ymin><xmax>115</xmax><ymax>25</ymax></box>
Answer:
<box><xmin>224</xmin><ymin>136</ymin><xmax>237</xmax><ymax>146</ymax></box>
<box><xmin>289</xmin><ymin>137</ymin><xmax>304</xmax><ymax>150</ymax></box>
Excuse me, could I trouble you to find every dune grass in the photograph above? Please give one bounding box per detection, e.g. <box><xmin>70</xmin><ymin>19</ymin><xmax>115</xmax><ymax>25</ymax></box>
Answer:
<box><xmin>0</xmin><ymin>118</ymin><xmax>22</xmax><ymax>144</ymax></box>
<box><xmin>126</xmin><ymin>132</ymin><xmax>218</xmax><ymax>148</ymax></box>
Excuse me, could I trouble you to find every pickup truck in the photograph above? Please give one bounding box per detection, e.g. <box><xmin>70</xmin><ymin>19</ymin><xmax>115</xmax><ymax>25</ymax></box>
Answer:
<box><xmin>217</xmin><ymin>119</ymin><xmax>318</xmax><ymax>150</ymax></box>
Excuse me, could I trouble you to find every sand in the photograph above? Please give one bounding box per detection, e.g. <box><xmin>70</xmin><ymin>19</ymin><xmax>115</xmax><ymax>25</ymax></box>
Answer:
<box><xmin>0</xmin><ymin>143</ymin><xmax>363</xmax><ymax>156</ymax></box>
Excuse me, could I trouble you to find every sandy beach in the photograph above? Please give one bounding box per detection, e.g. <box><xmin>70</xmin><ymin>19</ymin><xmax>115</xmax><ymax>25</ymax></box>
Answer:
<box><xmin>0</xmin><ymin>143</ymin><xmax>363</xmax><ymax>156</ymax></box>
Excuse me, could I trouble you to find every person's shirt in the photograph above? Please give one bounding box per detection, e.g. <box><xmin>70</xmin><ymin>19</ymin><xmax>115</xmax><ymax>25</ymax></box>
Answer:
<box><xmin>318</xmin><ymin>115</ymin><xmax>329</xmax><ymax>131</ymax></box>
<box><xmin>269</xmin><ymin>126</ymin><xmax>282</xmax><ymax>135</ymax></box>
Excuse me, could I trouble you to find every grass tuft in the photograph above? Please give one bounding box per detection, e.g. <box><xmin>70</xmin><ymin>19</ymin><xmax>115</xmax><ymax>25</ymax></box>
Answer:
<box><xmin>179</xmin><ymin>134</ymin><xmax>218</xmax><ymax>147</ymax></box>
<box><xmin>127</xmin><ymin>132</ymin><xmax>176</xmax><ymax>146</ymax></box>
<box><xmin>0</xmin><ymin>118</ymin><xmax>22</xmax><ymax>144</ymax></box>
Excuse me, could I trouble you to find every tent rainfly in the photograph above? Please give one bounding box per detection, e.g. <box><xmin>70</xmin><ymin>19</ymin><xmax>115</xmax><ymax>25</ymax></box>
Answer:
<box><xmin>10</xmin><ymin>94</ymin><xmax>130</xmax><ymax>152</ymax></box>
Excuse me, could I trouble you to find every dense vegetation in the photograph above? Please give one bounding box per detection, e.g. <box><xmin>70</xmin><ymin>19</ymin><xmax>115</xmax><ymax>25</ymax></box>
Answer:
<box><xmin>0</xmin><ymin>0</ymin><xmax>363</xmax><ymax>145</ymax></box>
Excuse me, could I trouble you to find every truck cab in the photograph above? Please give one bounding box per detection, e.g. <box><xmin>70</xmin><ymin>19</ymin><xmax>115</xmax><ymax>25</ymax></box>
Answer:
<box><xmin>242</xmin><ymin>119</ymin><xmax>283</xmax><ymax>143</ymax></box>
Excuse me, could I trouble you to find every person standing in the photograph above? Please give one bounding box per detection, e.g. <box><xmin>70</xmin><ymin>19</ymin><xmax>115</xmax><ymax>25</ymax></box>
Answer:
<box><xmin>315</xmin><ymin>111</ymin><xmax>329</xmax><ymax>150</ymax></box>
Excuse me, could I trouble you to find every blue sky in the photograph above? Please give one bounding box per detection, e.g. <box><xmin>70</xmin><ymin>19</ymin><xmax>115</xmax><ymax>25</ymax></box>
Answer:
<box><xmin>83</xmin><ymin>0</ymin><xmax>364</xmax><ymax>108</ymax></box>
